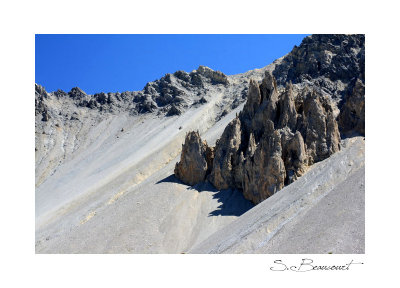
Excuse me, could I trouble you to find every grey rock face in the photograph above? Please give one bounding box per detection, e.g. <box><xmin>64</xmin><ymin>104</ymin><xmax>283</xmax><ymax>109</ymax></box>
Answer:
<box><xmin>298</xmin><ymin>89</ymin><xmax>341</xmax><ymax>163</ymax></box>
<box><xmin>242</xmin><ymin>130</ymin><xmax>286</xmax><ymax>203</ymax></box>
<box><xmin>235</xmin><ymin>71</ymin><xmax>339</xmax><ymax>203</ymax></box>
<box><xmin>35</xmin><ymin>65</ymin><xmax>232</xmax><ymax>121</ymax></box>
<box><xmin>68</xmin><ymin>87</ymin><xmax>87</xmax><ymax>99</ymax></box>
<box><xmin>280</xmin><ymin>129</ymin><xmax>307</xmax><ymax>184</ymax></box>
<box><xmin>339</xmin><ymin>78</ymin><xmax>365</xmax><ymax>136</ymax></box>
<box><xmin>166</xmin><ymin>104</ymin><xmax>182</xmax><ymax>116</ymax></box>
<box><xmin>274</xmin><ymin>34</ymin><xmax>365</xmax><ymax>88</ymax></box>
<box><xmin>139</xmin><ymin>66</ymin><xmax>228</xmax><ymax>113</ymax></box>
<box><xmin>35</xmin><ymin>84</ymin><xmax>50</xmax><ymax>121</ymax></box>
<box><xmin>208</xmin><ymin>117</ymin><xmax>242</xmax><ymax>190</ymax></box>
<box><xmin>136</xmin><ymin>98</ymin><xmax>157</xmax><ymax>113</ymax></box>
<box><xmin>273</xmin><ymin>34</ymin><xmax>365</xmax><ymax>135</ymax></box>
<box><xmin>54</xmin><ymin>89</ymin><xmax>67</xmax><ymax>97</ymax></box>
<box><xmin>35</xmin><ymin>83</ymin><xmax>48</xmax><ymax>98</ymax></box>
<box><xmin>177</xmin><ymin>71</ymin><xmax>341</xmax><ymax>204</ymax></box>
<box><xmin>196</xmin><ymin>65</ymin><xmax>229</xmax><ymax>85</ymax></box>
<box><xmin>174</xmin><ymin>131</ymin><xmax>213</xmax><ymax>185</ymax></box>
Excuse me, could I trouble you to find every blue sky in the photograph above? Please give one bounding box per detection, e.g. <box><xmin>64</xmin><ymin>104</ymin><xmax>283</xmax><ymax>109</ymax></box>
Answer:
<box><xmin>35</xmin><ymin>34</ymin><xmax>308</xmax><ymax>94</ymax></box>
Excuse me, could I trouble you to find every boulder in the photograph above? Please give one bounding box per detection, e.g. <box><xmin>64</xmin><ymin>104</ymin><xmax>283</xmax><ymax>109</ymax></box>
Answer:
<box><xmin>166</xmin><ymin>104</ymin><xmax>182</xmax><ymax>116</ymax></box>
<box><xmin>68</xmin><ymin>87</ymin><xmax>87</xmax><ymax>99</ymax></box>
<box><xmin>196</xmin><ymin>65</ymin><xmax>229</xmax><ymax>85</ymax></box>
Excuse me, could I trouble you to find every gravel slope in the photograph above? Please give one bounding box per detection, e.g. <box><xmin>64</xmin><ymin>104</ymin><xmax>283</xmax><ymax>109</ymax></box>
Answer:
<box><xmin>189</xmin><ymin>137</ymin><xmax>365</xmax><ymax>254</ymax></box>
<box><xmin>35</xmin><ymin>96</ymin><xmax>253</xmax><ymax>253</ymax></box>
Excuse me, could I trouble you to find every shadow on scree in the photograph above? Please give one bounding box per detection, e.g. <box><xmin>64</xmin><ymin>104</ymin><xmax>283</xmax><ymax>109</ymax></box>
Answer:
<box><xmin>156</xmin><ymin>174</ymin><xmax>254</xmax><ymax>217</ymax></box>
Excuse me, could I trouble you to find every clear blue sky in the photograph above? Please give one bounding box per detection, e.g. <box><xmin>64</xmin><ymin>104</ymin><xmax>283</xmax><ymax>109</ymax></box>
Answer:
<box><xmin>35</xmin><ymin>34</ymin><xmax>308</xmax><ymax>94</ymax></box>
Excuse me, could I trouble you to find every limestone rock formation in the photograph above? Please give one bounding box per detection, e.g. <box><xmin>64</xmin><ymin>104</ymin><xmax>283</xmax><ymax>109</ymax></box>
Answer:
<box><xmin>173</xmin><ymin>36</ymin><xmax>364</xmax><ymax>205</ymax></box>
<box><xmin>273</xmin><ymin>34</ymin><xmax>365</xmax><ymax>98</ymax></box>
<box><xmin>280</xmin><ymin>128</ymin><xmax>307</xmax><ymax>184</ymax></box>
<box><xmin>137</xmin><ymin>99</ymin><xmax>157</xmax><ymax>113</ymax></box>
<box><xmin>35</xmin><ymin>84</ymin><xmax>50</xmax><ymax>121</ymax></box>
<box><xmin>242</xmin><ymin>130</ymin><xmax>286</xmax><ymax>203</ymax></box>
<box><xmin>273</xmin><ymin>34</ymin><xmax>365</xmax><ymax>135</ymax></box>
<box><xmin>174</xmin><ymin>131</ymin><xmax>214</xmax><ymax>185</ymax></box>
<box><xmin>176</xmin><ymin>71</ymin><xmax>341</xmax><ymax>204</ymax></box>
<box><xmin>166</xmin><ymin>104</ymin><xmax>182</xmax><ymax>116</ymax></box>
<box><xmin>298</xmin><ymin>89</ymin><xmax>341</xmax><ymax>163</ymax></box>
<box><xmin>68</xmin><ymin>87</ymin><xmax>87</xmax><ymax>99</ymax></box>
<box><xmin>339</xmin><ymin>78</ymin><xmax>365</xmax><ymax>136</ymax></box>
<box><xmin>36</xmin><ymin>34</ymin><xmax>366</xmax><ymax>254</ymax></box>
<box><xmin>236</xmin><ymin>71</ymin><xmax>339</xmax><ymax>203</ymax></box>
<box><xmin>208</xmin><ymin>117</ymin><xmax>242</xmax><ymax>190</ymax></box>
<box><xmin>36</xmin><ymin>34</ymin><xmax>364</xmax><ymax>205</ymax></box>
<box><xmin>140</xmin><ymin>66</ymin><xmax>228</xmax><ymax>114</ymax></box>
<box><xmin>35</xmin><ymin>64</ymin><xmax>236</xmax><ymax>123</ymax></box>
<box><xmin>196</xmin><ymin>65</ymin><xmax>229</xmax><ymax>85</ymax></box>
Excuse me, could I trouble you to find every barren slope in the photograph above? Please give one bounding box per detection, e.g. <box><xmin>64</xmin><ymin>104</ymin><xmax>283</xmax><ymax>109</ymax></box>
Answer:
<box><xmin>35</xmin><ymin>35</ymin><xmax>365</xmax><ymax>253</ymax></box>
<box><xmin>35</xmin><ymin>78</ymin><xmax>258</xmax><ymax>253</ymax></box>
<box><xmin>190</xmin><ymin>137</ymin><xmax>365</xmax><ymax>253</ymax></box>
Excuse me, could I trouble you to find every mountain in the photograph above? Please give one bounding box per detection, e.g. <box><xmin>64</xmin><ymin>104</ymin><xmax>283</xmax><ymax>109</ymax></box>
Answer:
<box><xmin>174</xmin><ymin>34</ymin><xmax>364</xmax><ymax>204</ymax></box>
<box><xmin>35</xmin><ymin>34</ymin><xmax>364</xmax><ymax>253</ymax></box>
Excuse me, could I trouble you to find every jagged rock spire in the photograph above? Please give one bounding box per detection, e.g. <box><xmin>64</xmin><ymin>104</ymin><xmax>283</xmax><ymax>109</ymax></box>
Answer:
<box><xmin>242</xmin><ymin>79</ymin><xmax>261</xmax><ymax>119</ymax></box>
<box><xmin>174</xmin><ymin>131</ymin><xmax>214</xmax><ymax>185</ymax></box>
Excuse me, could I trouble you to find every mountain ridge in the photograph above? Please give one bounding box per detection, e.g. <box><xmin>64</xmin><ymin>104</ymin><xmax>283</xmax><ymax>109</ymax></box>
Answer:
<box><xmin>35</xmin><ymin>34</ymin><xmax>365</xmax><ymax>254</ymax></box>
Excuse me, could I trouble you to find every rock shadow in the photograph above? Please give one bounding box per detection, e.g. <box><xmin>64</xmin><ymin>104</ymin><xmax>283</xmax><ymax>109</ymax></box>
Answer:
<box><xmin>340</xmin><ymin>130</ymin><xmax>365</xmax><ymax>140</ymax></box>
<box><xmin>156</xmin><ymin>174</ymin><xmax>182</xmax><ymax>184</ymax></box>
<box><xmin>208</xmin><ymin>189</ymin><xmax>254</xmax><ymax>217</ymax></box>
<box><xmin>188</xmin><ymin>179</ymin><xmax>254</xmax><ymax>217</ymax></box>
<box><xmin>156</xmin><ymin>174</ymin><xmax>254</xmax><ymax>217</ymax></box>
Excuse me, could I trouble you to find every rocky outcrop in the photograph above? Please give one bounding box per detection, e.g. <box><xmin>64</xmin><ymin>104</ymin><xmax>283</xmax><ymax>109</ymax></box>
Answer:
<box><xmin>273</xmin><ymin>34</ymin><xmax>365</xmax><ymax>135</ymax></box>
<box><xmin>242</xmin><ymin>130</ymin><xmax>286</xmax><ymax>203</ymax></box>
<box><xmin>140</xmin><ymin>66</ymin><xmax>228</xmax><ymax>113</ymax></box>
<box><xmin>297</xmin><ymin>88</ymin><xmax>341</xmax><ymax>163</ymax></box>
<box><xmin>339</xmin><ymin>78</ymin><xmax>365</xmax><ymax>136</ymax></box>
<box><xmin>208</xmin><ymin>117</ymin><xmax>243</xmax><ymax>190</ymax></box>
<box><xmin>54</xmin><ymin>89</ymin><xmax>67</xmax><ymax>97</ymax></box>
<box><xmin>196</xmin><ymin>65</ymin><xmax>229</xmax><ymax>85</ymax></box>
<box><xmin>35</xmin><ymin>65</ymin><xmax>233</xmax><ymax>120</ymax></box>
<box><xmin>223</xmin><ymin>71</ymin><xmax>339</xmax><ymax>203</ymax></box>
<box><xmin>68</xmin><ymin>87</ymin><xmax>87</xmax><ymax>99</ymax></box>
<box><xmin>280</xmin><ymin>129</ymin><xmax>307</xmax><ymax>184</ymax></box>
<box><xmin>273</xmin><ymin>34</ymin><xmax>365</xmax><ymax>95</ymax></box>
<box><xmin>176</xmin><ymin>71</ymin><xmax>341</xmax><ymax>204</ymax></box>
<box><xmin>136</xmin><ymin>96</ymin><xmax>157</xmax><ymax>113</ymax></box>
<box><xmin>37</xmin><ymin>34</ymin><xmax>364</xmax><ymax>205</ymax></box>
<box><xmin>166</xmin><ymin>104</ymin><xmax>182</xmax><ymax>116</ymax></box>
<box><xmin>174</xmin><ymin>131</ymin><xmax>214</xmax><ymax>185</ymax></box>
<box><xmin>35</xmin><ymin>84</ymin><xmax>50</xmax><ymax>121</ymax></box>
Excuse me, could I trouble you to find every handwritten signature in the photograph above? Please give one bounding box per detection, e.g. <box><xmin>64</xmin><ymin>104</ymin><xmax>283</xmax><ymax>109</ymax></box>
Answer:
<box><xmin>270</xmin><ymin>258</ymin><xmax>364</xmax><ymax>272</ymax></box>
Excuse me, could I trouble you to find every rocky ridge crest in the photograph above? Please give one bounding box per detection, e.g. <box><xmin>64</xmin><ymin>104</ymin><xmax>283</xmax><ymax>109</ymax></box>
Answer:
<box><xmin>35</xmin><ymin>65</ymin><xmax>232</xmax><ymax>120</ymax></box>
<box><xmin>273</xmin><ymin>34</ymin><xmax>365</xmax><ymax>136</ymax></box>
